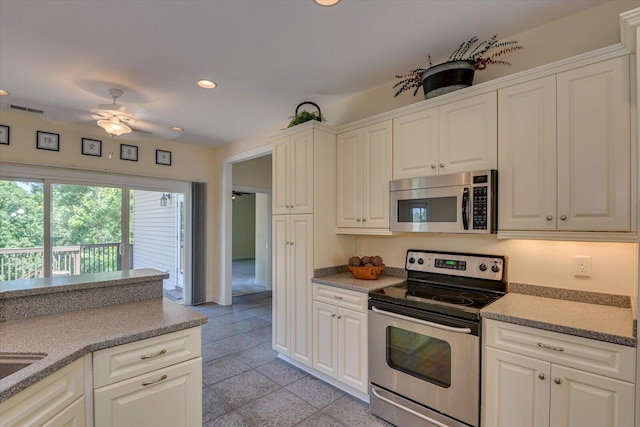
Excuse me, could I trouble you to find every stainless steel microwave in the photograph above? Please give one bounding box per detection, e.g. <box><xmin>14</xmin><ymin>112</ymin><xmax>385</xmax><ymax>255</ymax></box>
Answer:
<box><xmin>389</xmin><ymin>170</ymin><xmax>497</xmax><ymax>233</ymax></box>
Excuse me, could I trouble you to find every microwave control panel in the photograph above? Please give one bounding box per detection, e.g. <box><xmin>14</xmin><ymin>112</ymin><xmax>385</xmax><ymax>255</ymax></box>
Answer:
<box><xmin>472</xmin><ymin>186</ymin><xmax>488</xmax><ymax>230</ymax></box>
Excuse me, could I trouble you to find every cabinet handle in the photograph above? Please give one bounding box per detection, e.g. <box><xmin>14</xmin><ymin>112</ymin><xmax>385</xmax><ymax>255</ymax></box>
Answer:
<box><xmin>140</xmin><ymin>349</ymin><xmax>167</xmax><ymax>360</ymax></box>
<box><xmin>362</xmin><ymin>218</ymin><xmax>367</xmax><ymax>222</ymax></box>
<box><xmin>333</xmin><ymin>295</ymin><xmax>343</xmax><ymax>300</ymax></box>
<box><xmin>537</xmin><ymin>342</ymin><xmax>564</xmax><ymax>352</ymax></box>
<box><xmin>439</xmin><ymin>163</ymin><xmax>445</xmax><ymax>168</ymax></box>
<box><xmin>554</xmin><ymin>378</ymin><xmax>562</xmax><ymax>385</ymax></box>
<box><xmin>331</xmin><ymin>314</ymin><xmax>336</xmax><ymax>318</ymax></box>
<box><xmin>356</xmin><ymin>218</ymin><xmax>361</xmax><ymax>222</ymax></box>
<box><xmin>337</xmin><ymin>315</ymin><xmax>342</xmax><ymax>319</ymax></box>
<box><xmin>538</xmin><ymin>373</ymin><xmax>546</xmax><ymax>380</ymax></box>
<box><xmin>546</xmin><ymin>215</ymin><xmax>553</xmax><ymax>221</ymax></box>
<box><xmin>141</xmin><ymin>374</ymin><xmax>168</xmax><ymax>386</ymax></box>
<box><xmin>431</xmin><ymin>164</ymin><xmax>436</xmax><ymax>169</ymax></box>
<box><xmin>560</xmin><ymin>215</ymin><xmax>567</xmax><ymax>221</ymax></box>
<box><xmin>289</xmin><ymin>242</ymin><xmax>294</xmax><ymax>246</ymax></box>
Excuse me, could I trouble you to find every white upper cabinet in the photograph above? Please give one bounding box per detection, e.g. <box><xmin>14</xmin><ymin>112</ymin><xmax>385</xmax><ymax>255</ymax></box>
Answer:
<box><xmin>337</xmin><ymin>120</ymin><xmax>392</xmax><ymax>230</ymax></box>
<box><xmin>272</xmin><ymin>128</ymin><xmax>314</xmax><ymax>215</ymax></box>
<box><xmin>499</xmin><ymin>57</ymin><xmax>631</xmax><ymax>232</ymax></box>
<box><xmin>393</xmin><ymin>108</ymin><xmax>439</xmax><ymax>179</ymax></box>
<box><xmin>498</xmin><ymin>75</ymin><xmax>557</xmax><ymax>231</ymax></box>
<box><xmin>556</xmin><ymin>56</ymin><xmax>630</xmax><ymax>231</ymax></box>
<box><xmin>393</xmin><ymin>92</ymin><xmax>497</xmax><ymax>180</ymax></box>
<box><xmin>439</xmin><ymin>92</ymin><xmax>498</xmax><ymax>174</ymax></box>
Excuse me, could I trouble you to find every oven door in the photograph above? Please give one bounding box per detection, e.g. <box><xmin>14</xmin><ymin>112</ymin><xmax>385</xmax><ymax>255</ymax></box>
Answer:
<box><xmin>369</xmin><ymin>302</ymin><xmax>479</xmax><ymax>427</ymax></box>
<box><xmin>390</xmin><ymin>185</ymin><xmax>469</xmax><ymax>233</ymax></box>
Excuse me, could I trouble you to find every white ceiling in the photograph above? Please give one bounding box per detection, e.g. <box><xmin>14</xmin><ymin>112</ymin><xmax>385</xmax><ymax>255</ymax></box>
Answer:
<box><xmin>0</xmin><ymin>0</ymin><xmax>606</xmax><ymax>147</ymax></box>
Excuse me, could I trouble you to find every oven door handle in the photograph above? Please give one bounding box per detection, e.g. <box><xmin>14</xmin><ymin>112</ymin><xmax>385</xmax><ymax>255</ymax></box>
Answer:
<box><xmin>371</xmin><ymin>306</ymin><xmax>472</xmax><ymax>334</ymax></box>
<box><xmin>370</xmin><ymin>387</ymin><xmax>450</xmax><ymax>427</ymax></box>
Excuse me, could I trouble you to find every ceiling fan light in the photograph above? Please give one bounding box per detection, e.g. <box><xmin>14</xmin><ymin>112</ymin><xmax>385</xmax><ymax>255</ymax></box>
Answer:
<box><xmin>97</xmin><ymin>117</ymin><xmax>132</xmax><ymax>137</ymax></box>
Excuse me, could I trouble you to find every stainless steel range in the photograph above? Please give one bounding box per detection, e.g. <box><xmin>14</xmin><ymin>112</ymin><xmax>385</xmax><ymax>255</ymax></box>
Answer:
<box><xmin>368</xmin><ymin>250</ymin><xmax>506</xmax><ymax>427</ymax></box>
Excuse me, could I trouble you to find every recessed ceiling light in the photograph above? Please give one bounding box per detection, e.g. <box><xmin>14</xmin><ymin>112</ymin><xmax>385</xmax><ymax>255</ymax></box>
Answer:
<box><xmin>0</xmin><ymin>89</ymin><xmax>9</xmax><ymax>96</ymax></box>
<box><xmin>314</xmin><ymin>0</ymin><xmax>341</xmax><ymax>6</ymax></box>
<box><xmin>197</xmin><ymin>79</ymin><xmax>217</xmax><ymax>89</ymax></box>
<box><xmin>170</xmin><ymin>126</ymin><xmax>184</xmax><ymax>132</ymax></box>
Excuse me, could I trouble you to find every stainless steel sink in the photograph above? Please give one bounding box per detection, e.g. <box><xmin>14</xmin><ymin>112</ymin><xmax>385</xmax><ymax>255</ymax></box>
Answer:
<box><xmin>0</xmin><ymin>353</ymin><xmax>47</xmax><ymax>380</ymax></box>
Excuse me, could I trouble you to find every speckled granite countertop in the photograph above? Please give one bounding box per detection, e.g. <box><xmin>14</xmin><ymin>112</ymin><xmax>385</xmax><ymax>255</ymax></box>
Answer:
<box><xmin>312</xmin><ymin>272</ymin><xmax>406</xmax><ymax>293</ymax></box>
<box><xmin>481</xmin><ymin>293</ymin><xmax>636</xmax><ymax>347</ymax></box>
<box><xmin>0</xmin><ymin>268</ymin><xmax>168</xmax><ymax>298</ymax></box>
<box><xmin>0</xmin><ymin>298</ymin><xmax>207</xmax><ymax>402</ymax></box>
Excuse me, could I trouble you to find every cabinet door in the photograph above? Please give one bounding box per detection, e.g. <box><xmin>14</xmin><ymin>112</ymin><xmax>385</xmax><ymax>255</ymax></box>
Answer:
<box><xmin>498</xmin><ymin>76</ymin><xmax>557</xmax><ymax>230</ymax></box>
<box><xmin>556</xmin><ymin>56</ymin><xmax>630</xmax><ymax>231</ymax></box>
<box><xmin>272</xmin><ymin>136</ymin><xmax>291</xmax><ymax>215</ymax></box>
<box><xmin>337</xmin><ymin>307</ymin><xmax>368</xmax><ymax>393</ymax></box>
<box><xmin>289</xmin><ymin>215</ymin><xmax>313</xmax><ymax>367</ymax></box>
<box><xmin>550</xmin><ymin>364</ymin><xmax>635</xmax><ymax>427</ymax></box>
<box><xmin>393</xmin><ymin>109</ymin><xmax>439</xmax><ymax>179</ymax></box>
<box><xmin>313</xmin><ymin>301</ymin><xmax>338</xmax><ymax>378</ymax></box>
<box><xmin>42</xmin><ymin>397</ymin><xmax>85</xmax><ymax>427</ymax></box>
<box><xmin>361</xmin><ymin>120</ymin><xmax>392</xmax><ymax>228</ymax></box>
<box><xmin>94</xmin><ymin>357</ymin><xmax>202</xmax><ymax>427</ymax></box>
<box><xmin>483</xmin><ymin>347</ymin><xmax>550</xmax><ymax>427</ymax></box>
<box><xmin>439</xmin><ymin>92</ymin><xmax>497</xmax><ymax>174</ymax></box>
<box><xmin>272</xmin><ymin>215</ymin><xmax>289</xmax><ymax>355</ymax></box>
<box><xmin>290</xmin><ymin>129</ymin><xmax>314</xmax><ymax>214</ymax></box>
<box><xmin>337</xmin><ymin>129</ymin><xmax>362</xmax><ymax>227</ymax></box>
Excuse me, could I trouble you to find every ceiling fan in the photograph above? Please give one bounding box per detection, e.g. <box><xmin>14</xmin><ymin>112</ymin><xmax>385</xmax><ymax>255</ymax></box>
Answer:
<box><xmin>91</xmin><ymin>88</ymin><xmax>136</xmax><ymax>136</ymax></box>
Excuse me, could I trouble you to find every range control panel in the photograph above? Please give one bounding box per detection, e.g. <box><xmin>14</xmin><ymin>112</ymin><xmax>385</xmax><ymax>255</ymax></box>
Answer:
<box><xmin>406</xmin><ymin>250</ymin><xmax>505</xmax><ymax>281</ymax></box>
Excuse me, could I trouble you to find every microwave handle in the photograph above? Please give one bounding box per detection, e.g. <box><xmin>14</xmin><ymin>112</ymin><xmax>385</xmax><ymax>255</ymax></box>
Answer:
<box><xmin>462</xmin><ymin>187</ymin><xmax>469</xmax><ymax>230</ymax></box>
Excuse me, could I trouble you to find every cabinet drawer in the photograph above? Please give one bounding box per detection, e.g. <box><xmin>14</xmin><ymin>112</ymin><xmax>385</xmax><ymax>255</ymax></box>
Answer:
<box><xmin>313</xmin><ymin>284</ymin><xmax>367</xmax><ymax>312</ymax></box>
<box><xmin>93</xmin><ymin>327</ymin><xmax>201</xmax><ymax>388</ymax></box>
<box><xmin>94</xmin><ymin>357</ymin><xmax>202</xmax><ymax>427</ymax></box>
<box><xmin>484</xmin><ymin>319</ymin><xmax>636</xmax><ymax>382</ymax></box>
<box><xmin>0</xmin><ymin>358</ymin><xmax>84</xmax><ymax>427</ymax></box>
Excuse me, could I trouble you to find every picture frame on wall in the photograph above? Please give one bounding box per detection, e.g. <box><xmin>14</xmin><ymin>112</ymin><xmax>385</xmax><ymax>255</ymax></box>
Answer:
<box><xmin>82</xmin><ymin>138</ymin><xmax>102</xmax><ymax>157</ymax></box>
<box><xmin>37</xmin><ymin>131</ymin><xmax>60</xmax><ymax>151</ymax></box>
<box><xmin>120</xmin><ymin>144</ymin><xmax>138</xmax><ymax>161</ymax></box>
<box><xmin>0</xmin><ymin>125</ymin><xmax>9</xmax><ymax>145</ymax></box>
<box><xmin>156</xmin><ymin>149</ymin><xmax>172</xmax><ymax>166</ymax></box>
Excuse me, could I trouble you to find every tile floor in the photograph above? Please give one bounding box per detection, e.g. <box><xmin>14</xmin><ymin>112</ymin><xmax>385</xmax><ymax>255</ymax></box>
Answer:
<box><xmin>190</xmin><ymin>291</ymin><xmax>392</xmax><ymax>427</ymax></box>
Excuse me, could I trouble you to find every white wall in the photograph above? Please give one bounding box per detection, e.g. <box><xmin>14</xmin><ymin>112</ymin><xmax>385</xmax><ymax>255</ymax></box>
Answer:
<box><xmin>255</xmin><ymin>193</ymin><xmax>269</xmax><ymax>286</ymax></box>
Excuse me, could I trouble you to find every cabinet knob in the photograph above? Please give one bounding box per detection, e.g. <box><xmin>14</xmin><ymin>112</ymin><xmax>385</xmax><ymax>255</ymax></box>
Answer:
<box><xmin>289</xmin><ymin>242</ymin><xmax>294</xmax><ymax>246</ymax></box>
<box><xmin>362</xmin><ymin>218</ymin><xmax>367</xmax><ymax>222</ymax></box>
<box><xmin>439</xmin><ymin>163</ymin><xmax>445</xmax><ymax>168</ymax></box>
<box><xmin>337</xmin><ymin>315</ymin><xmax>342</xmax><ymax>319</ymax></box>
<box><xmin>356</xmin><ymin>218</ymin><xmax>361</xmax><ymax>222</ymax></box>
<box><xmin>331</xmin><ymin>314</ymin><xmax>336</xmax><ymax>318</ymax></box>
<box><xmin>431</xmin><ymin>164</ymin><xmax>436</xmax><ymax>169</ymax></box>
<box><xmin>560</xmin><ymin>215</ymin><xmax>567</xmax><ymax>221</ymax></box>
<box><xmin>546</xmin><ymin>215</ymin><xmax>553</xmax><ymax>221</ymax></box>
<box><xmin>554</xmin><ymin>378</ymin><xmax>562</xmax><ymax>385</ymax></box>
<box><xmin>538</xmin><ymin>373</ymin><xmax>546</xmax><ymax>380</ymax></box>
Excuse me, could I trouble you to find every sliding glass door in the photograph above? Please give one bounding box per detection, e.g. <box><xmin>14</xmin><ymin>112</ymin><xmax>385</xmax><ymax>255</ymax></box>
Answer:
<box><xmin>50</xmin><ymin>183</ymin><xmax>125</xmax><ymax>276</ymax></box>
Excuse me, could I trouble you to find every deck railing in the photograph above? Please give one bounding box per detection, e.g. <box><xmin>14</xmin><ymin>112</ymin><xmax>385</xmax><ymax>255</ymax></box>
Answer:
<box><xmin>0</xmin><ymin>243</ymin><xmax>132</xmax><ymax>281</ymax></box>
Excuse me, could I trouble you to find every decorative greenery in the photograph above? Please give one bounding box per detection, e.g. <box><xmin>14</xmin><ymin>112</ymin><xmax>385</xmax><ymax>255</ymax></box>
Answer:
<box><xmin>287</xmin><ymin>109</ymin><xmax>325</xmax><ymax>128</ymax></box>
<box><xmin>393</xmin><ymin>34</ymin><xmax>522</xmax><ymax>97</ymax></box>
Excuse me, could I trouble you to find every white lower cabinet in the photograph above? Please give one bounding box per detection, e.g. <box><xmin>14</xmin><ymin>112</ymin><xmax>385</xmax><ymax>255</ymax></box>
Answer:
<box><xmin>312</xmin><ymin>284</ymin><xmax>368</xmax><ymax>394</ymax></box>
<box><xmin>483</xmin><ymin>319</ymin><xmax>636</xmax><ymax>427</ymax></box>
<box><xmin>0</xmin><ymin>358</ymin><xmax>85</xmax><ymax>427</ymax></box>
<box><xmin>93</xmin><ymin>327</ymin><xmax>202</xmax><ymax>427</ymax></box>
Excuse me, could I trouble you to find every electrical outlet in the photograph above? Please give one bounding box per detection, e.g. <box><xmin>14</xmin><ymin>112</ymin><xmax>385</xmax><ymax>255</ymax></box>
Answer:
<box><xmin>573</xmin><ymin>255</ymin><xmax>592</xmax><ymax>277</ymax></box>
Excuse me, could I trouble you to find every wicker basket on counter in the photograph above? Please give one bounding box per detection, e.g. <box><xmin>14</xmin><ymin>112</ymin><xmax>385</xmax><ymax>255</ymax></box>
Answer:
<box><xmin>348</xmin><ymin>265</ymin><xmax>385</xmax><ymax>280</ymax></box>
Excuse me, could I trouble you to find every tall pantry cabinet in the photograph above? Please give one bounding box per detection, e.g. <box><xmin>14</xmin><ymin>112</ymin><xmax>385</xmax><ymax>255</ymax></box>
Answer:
<box><xmin>271</xmin><ymin>122</ymin><xmax>342</xmax><ymax>368</ymax></box>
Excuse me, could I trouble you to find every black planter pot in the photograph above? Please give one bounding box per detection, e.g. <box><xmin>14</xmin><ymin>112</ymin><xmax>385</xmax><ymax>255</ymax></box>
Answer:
<box><xmin>421</xmin><ymin>60</ymin><xmax>476</xmax><ymax>99</ymax></box>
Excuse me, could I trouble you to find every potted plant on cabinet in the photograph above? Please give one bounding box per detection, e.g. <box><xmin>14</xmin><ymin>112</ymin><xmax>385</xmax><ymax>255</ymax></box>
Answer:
<box><xmin>287</xmin><ymin>101</ymin><xmax>326</xmax><ymax>128</ymax></box>
<box><xmin>393</xmin><ymin>34</ymin><xmax>522</xmax><ymax>99</ymax></box>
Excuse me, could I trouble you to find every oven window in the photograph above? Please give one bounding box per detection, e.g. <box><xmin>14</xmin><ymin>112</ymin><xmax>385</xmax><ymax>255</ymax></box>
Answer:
<box><xmin>386</xmin><ymin>326</ymin><xmax>452</xmax><ymax>388</ymax></box>
<box><xmin>397</xmin><ymin>197</ymin><xmax>457</xmax><ymax>223</ymax></box>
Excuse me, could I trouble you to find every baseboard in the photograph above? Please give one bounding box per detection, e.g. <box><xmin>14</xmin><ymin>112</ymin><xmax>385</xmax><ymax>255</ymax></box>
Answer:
<box><xmin>276</xmin><ymin>353</ymin><xmax>370</xmax><ymax>404</ymax></box>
